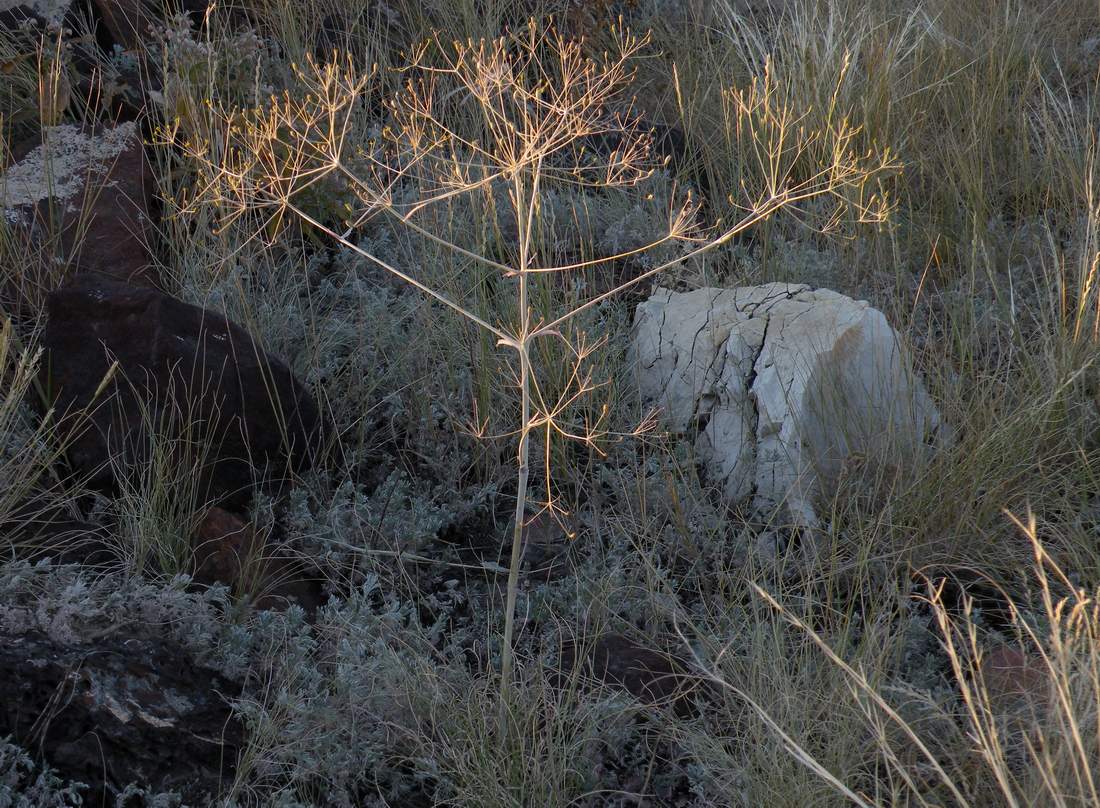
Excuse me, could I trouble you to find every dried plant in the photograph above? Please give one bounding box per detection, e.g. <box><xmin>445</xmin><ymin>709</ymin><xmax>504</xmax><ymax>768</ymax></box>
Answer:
<box><xmin>180</xmin><ymin>18</ymin><xmax>895</xmax><ymax>709</ymax></box>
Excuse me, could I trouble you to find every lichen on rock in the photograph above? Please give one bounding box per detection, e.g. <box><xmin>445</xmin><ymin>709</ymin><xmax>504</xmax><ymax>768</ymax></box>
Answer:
<box><xmin>1</xmin><ymin>123</ymin><xmax>136</xmax><ymax>218</ymax></box>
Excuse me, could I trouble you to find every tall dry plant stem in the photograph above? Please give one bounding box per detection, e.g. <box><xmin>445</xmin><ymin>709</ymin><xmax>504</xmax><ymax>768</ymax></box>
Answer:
<box><xmin>181</xmin><ymin>20</ymin><xmax>896</xmax><ymax>716</ymax></box>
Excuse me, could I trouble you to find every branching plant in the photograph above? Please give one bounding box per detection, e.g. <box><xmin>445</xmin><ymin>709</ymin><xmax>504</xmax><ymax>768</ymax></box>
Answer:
<box><xmin>180</xmin><ymin>19</ymin><xmax>896</xmax><ymax>709</ymax></box>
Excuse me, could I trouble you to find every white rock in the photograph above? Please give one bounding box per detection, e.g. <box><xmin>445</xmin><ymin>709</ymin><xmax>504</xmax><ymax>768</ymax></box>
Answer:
<box><xmin>631</xmin><ymin>284</ymin><xmax>943</xmax><ymax>528</ymax></box>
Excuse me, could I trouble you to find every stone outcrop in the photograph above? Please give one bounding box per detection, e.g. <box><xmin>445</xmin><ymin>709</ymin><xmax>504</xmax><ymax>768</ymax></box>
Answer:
<box><xmin>980</xmin><ymin>643</ymin><xmax>1050</xmax><ymax>719</ymax></box>
<box><xmin>0</xmin><ymin>630</ymin><xmax>243</xmax><ymax>802</ymax></box>
<box><xmin>555</xmin><ymin>632</ymin><xmax>700</xmax><ymax>717</ymax></box>
<box><xmin>631</xmin><ymin>284</ymin><xmax>943</xmax><ymax>527</ymax></box>
<box><xmin>193</xmin><ymin>506</ymin><xmax>325</xmax><ymax>613</ymax></box>
<box><xmin>41</xmin><ymin>273</ymin><xmax>321</xmax><ymax>507</ymax></box>
<box><xmin>1</xmin><ymin>124</ymin><xmax>159</xmax><ymax>320</ymax></box>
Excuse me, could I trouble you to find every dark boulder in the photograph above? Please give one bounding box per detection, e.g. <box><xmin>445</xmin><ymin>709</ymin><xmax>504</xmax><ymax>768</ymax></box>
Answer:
<box><xmin>555</xmin><ymin>632</ymin><xmax>702</xmax><ymax>717</ymax></box>
<box><xmin>0</xmin><ymin>498</ymin><xmax>115</xmax><ymax>567</ymax></box>
<box><xmin>193</xmin><ymin>506</ymin><xmax>325</xmax><ymax>613</ymax></box>
<box><xmin>0</xmin><ymin>630</ymin><xmax>243</xmax><ymax>802</ymax></box>
<box><xmin>41</xmin><ymin>273</ymin><xmax>321</xmax><ymax>506</ymax></box>
<box><xmin>90</xmin><ymin>0</ymin><xmax>157</xmax><ymax>52</ymax></box>
<box><xmin>1</xmin><ymin>124</ymin><xmax>160</xmax><ymax>323</ymax></box>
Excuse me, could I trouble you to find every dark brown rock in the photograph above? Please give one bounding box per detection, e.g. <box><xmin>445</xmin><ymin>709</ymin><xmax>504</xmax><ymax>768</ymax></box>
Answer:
<box><xmin>979</xmin><ymin>643</ymin><xmax>1050</xmax><ymax>717</ymax></box>
<box><xmin>193</xmin><ymin>506</ymin><xmax>261</xmax><ymax>586</ymax></box>
<box><xmin>1</xmin><ymin>124</ymin><xmax>160</xmax><ymax>321</ymax></box>
<box><xmin>556</xmin><ymin>632</ymin><xmax>701</xmax><ymax>717</ymax></box>
<box><xmin>193</xmin><ymin>506</ymin><xmax>325</xmax><ymax>613</ymax></box>
<box><xmin>90</xmin><ymin>0</ymin><xmax>156</xmax><ymax>52</ymax></box>
<box><xmin>62</xmin><ymin>129</ymin><xmax>157</xmax><ymax>286</ymax></box>
<box><xmin>41</xmin><ymin>273</ymin><xmax>321</xmax><ymax>507</ymax></box>
<box><xmin>0</xmin><ymin>630</ymin><xmax>243</xmax><ymax>802</ymax></box>
<box><xmin>1</xmin><ymin>500</ymin><xmax>115</xmax><ymax>567</ymax></box>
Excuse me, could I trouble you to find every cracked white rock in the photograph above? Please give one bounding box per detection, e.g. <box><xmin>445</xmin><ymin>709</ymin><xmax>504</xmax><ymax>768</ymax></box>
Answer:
<box><xmin>631</xmin><ymin>284</ymin><xmax>943</xmax><ymax>527</ymax></box>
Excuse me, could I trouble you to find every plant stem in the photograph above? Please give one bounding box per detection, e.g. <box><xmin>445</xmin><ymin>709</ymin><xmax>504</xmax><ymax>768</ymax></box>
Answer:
<box><xmin>500</xmin><ymin>347</ymin><xmax>529</xmax><ymax>723</ymax></box>
<box><xmin>500</xmin><ymin>166</ymin><xmax>537</xmax><ymax>723</ymax></box>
